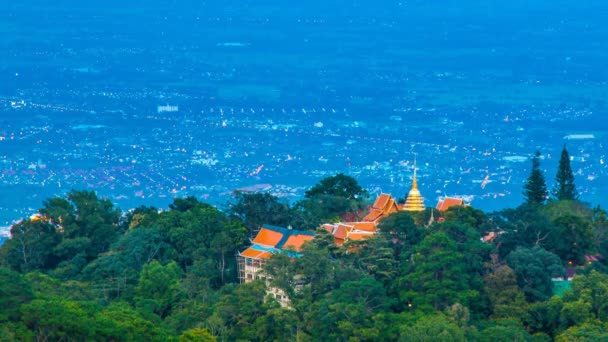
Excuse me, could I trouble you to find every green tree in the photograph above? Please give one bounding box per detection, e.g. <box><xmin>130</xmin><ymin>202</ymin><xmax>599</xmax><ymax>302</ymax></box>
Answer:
<box><xmin>491</xmin><ymin>206</ymin><xmax>557</xmax><ymax>258</ymax></box>
<box><xmin>553</xmin><ymin>146</ymin><xmax>577</xmax><ymax>200</ymax></box>
<box><xmin>305</xmin><ymin>173</ymin><xmax>367</xmax><ymax>200</ymax></box>
<box><xmin>506</xmin><ymin>246</ymin><xmax>564</xmax><ymax>302</ymax></box>
<box><xmin>0</xmin><ymin>268</ymin><xmax>33</xmax><ymax>322</ymax></box>
<box><xmin>229</xmin><ymin>192</ymin><xmax>292</xmax><ymax>234</ymax></box>
<box><xmin>179</xmin><ymin>328</ymin><xmax>216</xmax><ymax>342</ymax></box>
<box><xmin>553</xmin><ymin>215</ymin><xmax>593</xmax><ymax>264</ymax></box>
<box><xmin>483</xmin><ymin>264</ymin><xmax>528</xmax><ymax>320</ymax></box>
<box><xmin>0</xmin><ymin>218</ymin><xmax>61</xmax><ymax>272</ymax></box>
<box><xmin>399</xmin><ymin>315</ymin><xmax>466</xmax><ymax>342</ymax></box>
<box><xmin>524</xmin><ymin>151</ymin><xmax>548</xmax><ymax>205</ymax></box>
<box><xmin>525</xmin><ymin>296</ymin><xmax>563</xmax><ymax>338</ymax></box>
<box><xmin>20</xmin><ymin>299</ymin><xmax>98</xmax><ymax>341</ymax></box>
<box><xmin>32</xmin><ymin>190</ymin><xmax>123</xmax><ymax>276</ymax></box>
<box><xmin>208</xmin><ymin>281</ymin><xmax>267</xmax><ymax>341</ymax></box>
<box><xmin>477</xmin><ymin>320</ymin><xmax>532</xmax><ymax>342</ymax></box>
<box><xmin>126</xmin><ymin>206</ymin><xmax>160</xmax><ymax>229</ymax></box>
<box><xmin>563</xmin><ymin>271</ymin><xmax>608</xmax><ymax>322</ymax></box>
<box><xmin>250</xmin><ymin>302</ymin><xmax>300</xmax><ymax>342</ymax></box>
<box><xmin>315</xmin><ymin>277</ymin><xmax>392</xmax><ymax>341</ymax></box>
<box><xmin>95</xmin><ymin>302</ymin><xmax>171</xmax><ymax>341</ymax></box>
<box><xmin>556</xmin><ymin>322</ymin><xmax>608</xmax><ymax>342</ymax></box>
<box><xmin>134</xmin><ymin>260</ymin><xmax>182</xmax><ymax>318</ymax></box>
<box><xmin>347</xmin><ymin>235</ymin><xmax>399</xmax><ymax>287</ymax></box>
<box><xmin>399</xmin><ymin>232</ymin><xmax>479</xmax><ymax>311</ymax></box>
<box><xmin>378</xmin><ymin>211</ymin><xmax>425</xmax><ymax>260</ymax></box>
<box><xmin>156</xmin><ymin>198</ymin><xmax>246</xmax><ymax>286</ymax></box>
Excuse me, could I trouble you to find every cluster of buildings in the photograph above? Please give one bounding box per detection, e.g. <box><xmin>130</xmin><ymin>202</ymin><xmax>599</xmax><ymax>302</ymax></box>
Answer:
<box><xmin>237</xmin><ymin>164</ymin><xmax>467</xmax><ymax>306</ymax></box>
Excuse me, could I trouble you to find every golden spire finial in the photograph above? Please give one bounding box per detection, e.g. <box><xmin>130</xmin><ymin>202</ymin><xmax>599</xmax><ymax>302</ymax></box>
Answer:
<box><xmin>412</xmin><ymin>158</ymin><xmax>418</xmax><ymax>190</ymax></box>
<box><xmin>403</xmin><ymin>156</ymin><xmax>425</xmax><ymax>212</ymax></box>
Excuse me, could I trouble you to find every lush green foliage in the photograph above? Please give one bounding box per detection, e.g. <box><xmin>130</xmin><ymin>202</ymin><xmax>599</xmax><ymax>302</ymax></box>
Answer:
<box><xmin>1</xmin><ymin>171</ymin><xmax>607</xmax><ymax>341</ymax></box>
<box><xmin>553</xmin><ymin>146</ymin><xmax>577</xmax><ymax>200</ymax></box>
<box><xmin>524</xmin><ymin>151</ymin><xmax>548</xmax><ymax>205</ymax></box>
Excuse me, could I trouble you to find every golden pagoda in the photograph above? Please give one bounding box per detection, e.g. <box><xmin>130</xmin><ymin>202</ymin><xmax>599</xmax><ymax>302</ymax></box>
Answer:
<box><xmin>403</xmin><ymin>160</ymin><xmax>425</xmax><ymax>212</ymax></box>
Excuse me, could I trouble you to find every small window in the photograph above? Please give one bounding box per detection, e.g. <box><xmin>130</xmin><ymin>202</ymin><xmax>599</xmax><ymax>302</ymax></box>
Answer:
<box><xmin>276</xmin><ymin>295</ymin><xmax>282</xmax><ymax>300</ymax></box>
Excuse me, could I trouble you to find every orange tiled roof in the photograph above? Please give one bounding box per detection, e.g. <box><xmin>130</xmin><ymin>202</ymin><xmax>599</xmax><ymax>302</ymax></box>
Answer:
<box><xmin>384</xmin><ymin>198</ymin><xmax>398</xmax><ymax>214</ymax></box>
<box><xmin>344</xmin><ymin>221</ymin><xmax>377</xmax><ymax>233</ymax></box>
<box><xmin>481</xmin><ymin>232</ymin><xmax>497</xmax><ymax>243</ymax></box>
<box><xmin>240</xmin><ymin>247</ymin><xmax>273</xmax><ymax>260</ymax></box>
<box><xmin>283</xmin><ymin>234</ymin><xmax>315</xmax><ymax>251</ymax></box>
<box><xmin>347</xmin><ymin>231</ymin><xmax>375</xmax><ymax>241</ymax></box>
<box><xmin>321</xmin><ymin>224</ymin><xmax>335</xmax><ymax>234</ymax></box>
<box><xmin>334</xmin><ymin>224</ymin><xmax>352</xmax><ymax>240</ymax></box>
<box><xmin>436</xmin><ymin>197</ymin><xmax>465</xmax><ymax>211</ymax></box>
<box><xmin>252</xmin><ymin>228</ymin><xmax>284</xmax><ymax>247</ymax></box>
<box><xmin>362</xmin><ymin>209</ymin><xmax>384</xmax><ymax>222</ymax></box>
<box><xmin>373</xmin><ymin>194</ymin><xmax>391</xmax><ymax>210</ymax></box>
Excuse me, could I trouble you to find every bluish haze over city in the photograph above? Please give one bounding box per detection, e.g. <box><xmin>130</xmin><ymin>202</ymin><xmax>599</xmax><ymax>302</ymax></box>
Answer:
<box><xmin>1</xmin><ymin>0</ymin><xmax>607</xmax><ymax>227</ymax></box>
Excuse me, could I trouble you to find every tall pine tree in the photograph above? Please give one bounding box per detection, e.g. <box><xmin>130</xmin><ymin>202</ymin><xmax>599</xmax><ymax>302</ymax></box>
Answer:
<box><xmin>553</xmin><ymin>145</ymin><xmax>577</xmax><ymax>200</ymax></box>
<box><xmin>523</xmin><ymin>151</ymin><xmax>548</xmax><ymax>205</ymax></box>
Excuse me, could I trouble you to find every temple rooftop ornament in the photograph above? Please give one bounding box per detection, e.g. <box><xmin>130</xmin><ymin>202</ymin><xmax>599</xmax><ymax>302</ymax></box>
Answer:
<box><xmin>403</xmin><ymin>159</ymin><xmax>425</xmax><ymax>212</ymax></box>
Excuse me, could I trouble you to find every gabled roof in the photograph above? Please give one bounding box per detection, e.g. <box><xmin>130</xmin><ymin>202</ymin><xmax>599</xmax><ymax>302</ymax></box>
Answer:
<box><xmin>334</xmin><ymin>224</ymin><xmax>352</xmax><ymax>240</ymax></box>
<box><xmin>362</xmin><ymin>209</ymin><xmax>384</xmax><ymax>222</ymax></box>
<box><xmin>239</xmin><ymin>245</ymin><xmax>275</xmax><ymax>260</ymax></box>
<box><xmin>241</xmin><ymin>224</ymin><xmax>316</xmax><ymax>259</ymax></box>
<box><xmin>362</xmin><ymin>193</ymin><xmax>400</xmax><ymax>223</ymax></box>
<box><xmin>436</xmin><ymin>197</ymin><xmax>466</xmax><ymax>211</ymax></box>
<box><xmin>283</xmin><ymin>234</ymin><xmax>315</xmax><ymax>251</ymax></box>
<box><xmin>321</xmin><ymin>224</ymin><xmax>335</xmax><ymax>234</ymax></box>
<box><xmin>343</xmin><ymin>221</ymin><xmax>376</xmax><ymax>233</ymax></box>
<box><xmin>372</xmin><ymin>194</ymin><xmax>391</xmax><ymax>210</ymax></box>
<box><xmin>346</xmin><ymin>231</ymin><xmax>375</xmax><ymax>241</ymax></box>
<box><xmin>252</xmin><ymin>227</ymin><xmax>284</xmax><ymax>247</ymax></box>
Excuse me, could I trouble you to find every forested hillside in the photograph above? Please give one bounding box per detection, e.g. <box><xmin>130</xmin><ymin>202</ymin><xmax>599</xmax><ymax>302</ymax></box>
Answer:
<box><xmin>1</xmin><ymin>170</ymin><xmax>608</xmax><ymax>341</ymax></box>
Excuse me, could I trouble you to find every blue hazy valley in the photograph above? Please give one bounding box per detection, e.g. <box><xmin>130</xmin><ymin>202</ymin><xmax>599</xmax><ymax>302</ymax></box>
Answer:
<box><xmin>1</xmin><ymin>0</ymin><xmax>607</xmax><ymax>226</ymax></box>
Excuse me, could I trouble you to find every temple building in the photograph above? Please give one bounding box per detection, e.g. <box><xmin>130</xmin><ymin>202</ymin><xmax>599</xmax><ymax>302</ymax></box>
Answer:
<box><xmin>237</xmin><ymin>224</ymin><xmax>315</xmax><ymax>306</ymax></box>
<box><xmin>436</xmin><ymin>196</ymin><xmax>468</xmax><ymax>212</ymax></box>
<box><xmin>402</xmin><ymin>161</ymin><xmax>425</xmax><ymax>212</ymax></box>
<box><xmin>362</xmin><ymin>193</ymin><xmax>401</xmax><ymax>223</ymax></box>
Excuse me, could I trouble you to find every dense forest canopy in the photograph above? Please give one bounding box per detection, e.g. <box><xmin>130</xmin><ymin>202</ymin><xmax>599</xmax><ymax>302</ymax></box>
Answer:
<box><xmin>1</xmin><ymin>161</ymin><xmax>608</xmax><ymax>341</ymax></box>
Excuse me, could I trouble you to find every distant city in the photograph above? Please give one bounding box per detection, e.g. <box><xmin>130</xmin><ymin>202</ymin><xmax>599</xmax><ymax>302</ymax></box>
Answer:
<box><xmin>1</xmin><ymin>98</ymin><xmax>605</xmax><ymax>229</ymax></box>
<box><xmin>1</xmin><ymin>1</ymin><xmax>607</xmax><ymax>230</ymax></box>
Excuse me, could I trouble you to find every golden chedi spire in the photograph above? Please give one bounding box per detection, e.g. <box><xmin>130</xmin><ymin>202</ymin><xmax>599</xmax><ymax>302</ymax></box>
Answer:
<box><xmin>403</xmin><ymin>159</ymin><xmax>425</xmax><ymax>212</ymax></box>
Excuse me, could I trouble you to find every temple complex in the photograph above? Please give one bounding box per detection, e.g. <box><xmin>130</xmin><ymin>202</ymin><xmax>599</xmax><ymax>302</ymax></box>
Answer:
<box><xmin>237</xmin><ymin>160</ymin><xmax>428</xmax><ymax>305</ymax></box>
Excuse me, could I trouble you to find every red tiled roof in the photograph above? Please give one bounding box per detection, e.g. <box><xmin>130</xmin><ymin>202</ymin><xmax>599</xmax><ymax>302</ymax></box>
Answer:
<box><xmin>436</xmin><ymin>197</ymin><xmax>465</xmax><ymax>211</ymax></box>
<box><xmin>252</xmin><ymin>228</ymin><xmax>284</xmax><ymax>247</ymax></box>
